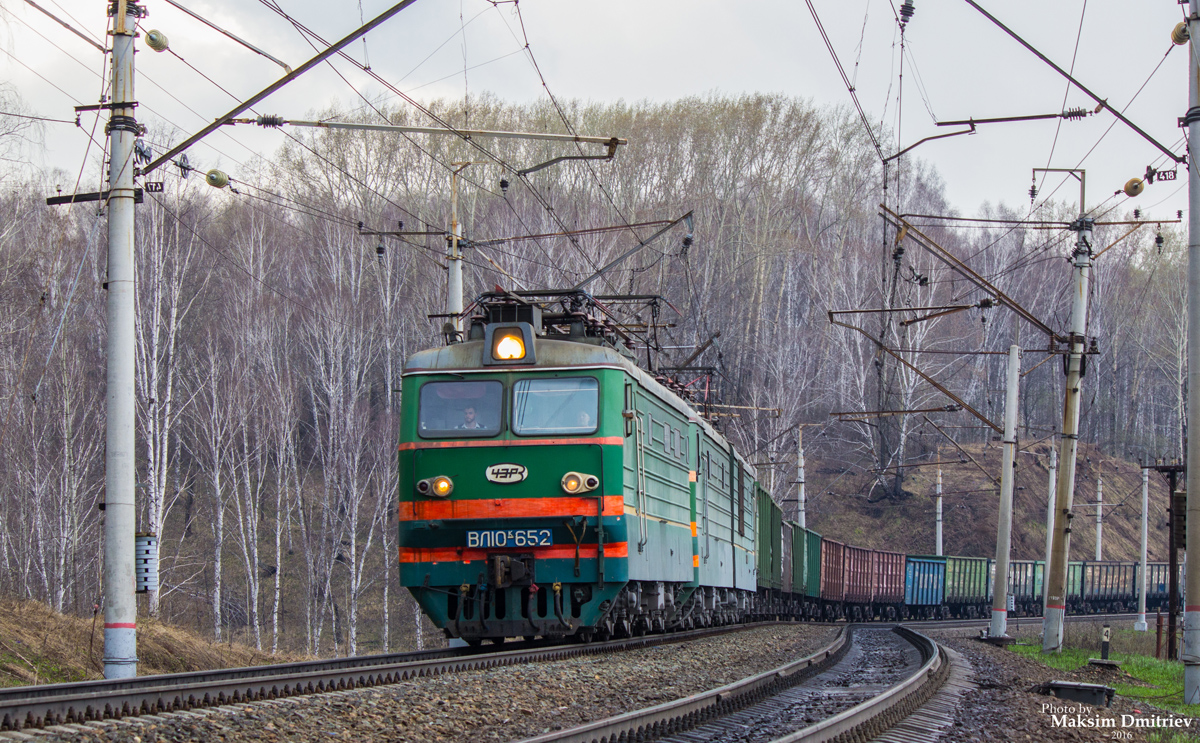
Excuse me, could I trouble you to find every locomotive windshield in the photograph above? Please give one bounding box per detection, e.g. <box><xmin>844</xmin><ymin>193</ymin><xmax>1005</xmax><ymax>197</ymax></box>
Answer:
<box><xmin>418</xmin><ymin>380</ymin><xmax>503</xmax><ymax>438</ymax></box>
<box><xmin>511</xmin><ymin>377</ymin><xmax>598</xmax><ymax>436</ymax></box>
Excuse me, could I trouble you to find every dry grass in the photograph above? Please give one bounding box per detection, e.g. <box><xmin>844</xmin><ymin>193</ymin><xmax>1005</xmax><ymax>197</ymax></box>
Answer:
<box><xmin>0</xmin><ymin>598</ymin><xmax>308</xmax><ymax>687</ymax></box>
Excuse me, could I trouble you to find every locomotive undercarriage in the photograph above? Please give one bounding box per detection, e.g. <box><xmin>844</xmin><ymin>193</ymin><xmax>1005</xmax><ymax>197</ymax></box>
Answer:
<box><xmin>590</xmin><ymin>582</ymin><xmax>753</xmax><ymax>639</ymax></box>
<box><xmin>443</xmin><ymin>576</ymin><xmax>1130</xmax><ymax>644</ymax></box>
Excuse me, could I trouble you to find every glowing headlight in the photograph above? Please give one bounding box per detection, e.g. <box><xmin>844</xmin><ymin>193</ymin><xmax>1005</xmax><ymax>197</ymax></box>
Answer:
<box><xmin>417</xmin><ymin>476</ymin><xmax>454</xmax><ymax>498</ymax></box>
<box><xmin>561</xmin><ymin>472</ymin><xmax>599</xmax><ymax>494</ymax></box>
<box><xmin>494</xmin><ymin>332</ymin><xmax>525</xmax><ymax>360</ymax></box>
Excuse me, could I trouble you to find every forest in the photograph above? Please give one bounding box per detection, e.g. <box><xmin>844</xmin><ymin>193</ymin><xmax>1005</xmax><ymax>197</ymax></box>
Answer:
<box><xmin>0</xmin><ymin>93</ymin><xmax>1185</xmax><ymax>655</ymax></box>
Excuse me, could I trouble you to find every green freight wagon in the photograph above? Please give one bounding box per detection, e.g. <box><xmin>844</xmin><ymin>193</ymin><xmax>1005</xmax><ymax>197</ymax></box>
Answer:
<box><xmin>945</xmin><ymin>556</ymin><xmax>991</xmax><ymax>618</ymax></box>
<box><xmin>756</xmin><ymin>487</ymin><xmax>782</xmax><ymax>592</ymax></box>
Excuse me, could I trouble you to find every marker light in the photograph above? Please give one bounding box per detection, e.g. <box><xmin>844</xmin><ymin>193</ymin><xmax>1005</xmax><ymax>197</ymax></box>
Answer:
<box><xmin>494</xmin><ymin>332</ymin><xmax>525</xmax><ymax>360</ymax></box>
<box><xmin>561</xmin><ymin>472</ymin><xmax>599</xmax><ymax>494</ymax></box>
<box><xmin>417</xmin><ymin>476</ymin><xmax>454</xmax><ymax>497</ymax></box>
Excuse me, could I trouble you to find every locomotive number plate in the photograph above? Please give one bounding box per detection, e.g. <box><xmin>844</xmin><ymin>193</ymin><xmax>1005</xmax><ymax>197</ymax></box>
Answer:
<box><xmin>467</xmin><ymin>529</ymin><xmax>552</xmax><ymax>548</ymax></box>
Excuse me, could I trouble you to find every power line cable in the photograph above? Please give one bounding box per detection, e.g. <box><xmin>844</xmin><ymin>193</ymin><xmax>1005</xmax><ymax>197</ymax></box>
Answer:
<box><xmin>509</xmin><ymin>3</ymin><xmax>640</xmax><ymax>290</ymax></box>
<box><xmin>0</xmin><ymin>111</ymin><xmax>76</xmax><ymax>125</ymax></box>
<box><xmin>253</xmin><ymin>0</ymin><xmax>611</xmax><ymax>288</ymax></box>
<box><xmin>1038</xmin><ymin>0</ymin><xmax>1088</xmax><ymax>193</ymax></box>
<box><xmin>802</xmin><ymin>0</ymin><xmax>885</xmax><ymax>162</ymax></box>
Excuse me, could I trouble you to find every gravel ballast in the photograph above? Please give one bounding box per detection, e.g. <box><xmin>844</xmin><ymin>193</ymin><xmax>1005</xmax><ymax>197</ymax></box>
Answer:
<box><xmin>28</xmin><ymin>624</ymin><xmax>838</xmax><ymax>743</ymax></box>
<box><xmin>929</xmin><ymin>628</ymin><xmax>1199</xmax><ymax>743</ymax></box>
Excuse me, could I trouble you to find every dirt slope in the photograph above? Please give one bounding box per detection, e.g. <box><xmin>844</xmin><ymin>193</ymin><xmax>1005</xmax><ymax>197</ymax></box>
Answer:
<box><xmin>0</xmin><ymin>598</ymin><xmax>306</xmax><ymax>687</ymax></box>
<box><xmin>803</xmin><ymin>442</ymin><xmax>1171</xmax><ymax>562</ymax></box>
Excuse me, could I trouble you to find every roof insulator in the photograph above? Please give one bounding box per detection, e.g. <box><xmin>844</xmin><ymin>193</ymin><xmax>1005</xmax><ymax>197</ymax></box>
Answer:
<box><xmin>899</xmin><ymin>0</ymin><xmax>915</xmax><ymax>25</ymax></box>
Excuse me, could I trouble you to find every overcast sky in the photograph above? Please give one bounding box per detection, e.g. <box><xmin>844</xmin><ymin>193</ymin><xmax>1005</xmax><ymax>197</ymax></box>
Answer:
<box><xmin>4</xmin><ymin>0</ymin><xmax>1192</xmax><ymax>223</ymax></box>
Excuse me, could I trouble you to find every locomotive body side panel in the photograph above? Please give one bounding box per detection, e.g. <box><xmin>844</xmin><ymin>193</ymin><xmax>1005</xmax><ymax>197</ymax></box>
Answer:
<box><xmin>624</xmin><ymin>381</ymin><xmax>694</xmax><ymax>584</ymax></box>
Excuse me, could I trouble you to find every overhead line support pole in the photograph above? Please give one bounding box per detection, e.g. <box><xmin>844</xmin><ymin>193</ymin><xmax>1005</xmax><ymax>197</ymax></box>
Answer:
<box><xmin>1185</xmin><ymin>0</ymin><xmax>1200</xmax><ymax>700</ymax></box>
<box><xmin>1042</xmin><ymin>173</ymin><xmax>1092</xmax><ymax>654</ymax></box>
<box><xmin>1137</xmin><ymin>466</ymin><xmax>1149</xmax><ymax>632</ymax></box>
<box><xmin>936</xmin><ymin>455</ymin><xmax>943</xmax><ymax>556</ymax></box>
<box><xmin>103</xmin><ymin>0</ymin><xmax>140</xmax><ymax>679</ymax></box>
<box><xmin>797</xmin><ymin>428</ymin><xmax>806</xmax><ymax>528</ymax></box>
<box><xmin>1043</xmin><ymin>447</ymin><xmax>1057</xmax><ymax>611</ymax></box>
<box><xmin>990</xmin><ymin>345</ymin><xmax>1021</xmax><ymax>639</ymax></box>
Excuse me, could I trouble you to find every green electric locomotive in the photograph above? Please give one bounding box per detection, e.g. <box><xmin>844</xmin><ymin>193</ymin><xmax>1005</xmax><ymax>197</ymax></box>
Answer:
<box><xmin>398</xmin><ymin>291</ymin><xmax>758</xmax><ymax>643</ymax></box>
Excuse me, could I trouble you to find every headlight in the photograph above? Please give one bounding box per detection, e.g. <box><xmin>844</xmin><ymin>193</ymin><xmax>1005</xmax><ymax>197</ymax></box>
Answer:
<box><xmin>417</xmin><ymin>476</ymin><xmax>454</xmax><ymax>497</ymax></box>
<box><xmin>493</xmin><ymin>330</ymin><xmax>525</xmax><ymax>360</ymax></box>
<box><xmin>561</xmin><ymin>472</ymin><xmax>599</xmax><ymax>494</ymax></box>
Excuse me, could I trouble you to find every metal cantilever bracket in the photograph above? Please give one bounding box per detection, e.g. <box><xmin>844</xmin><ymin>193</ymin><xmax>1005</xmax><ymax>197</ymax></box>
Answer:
<box><xmin>518</xmin><ymin>140</ymin><xmax>621</xmax><ymax>176</ymax></box>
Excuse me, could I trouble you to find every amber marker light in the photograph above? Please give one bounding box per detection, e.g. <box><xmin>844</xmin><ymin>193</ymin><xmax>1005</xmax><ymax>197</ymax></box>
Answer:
<box><xmin>561</xmin><ymin>472</ymin><xmax>598</xmax><ymax>494</ymax></box>
<box><xmin>417</xmin><ymin>476</ymin><xmax>454</xmax><ymax>497</ymax></box>
<box><xmin>493</xmin><ymin>332</ymin><xmax>525</xmax><ymax>360</ymax></box>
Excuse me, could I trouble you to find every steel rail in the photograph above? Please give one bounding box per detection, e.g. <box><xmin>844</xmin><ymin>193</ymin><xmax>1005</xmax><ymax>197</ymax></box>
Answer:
<box><xmin>0</xmin><ymin>621</ymin><xmax>785</xmax><ymax>732</ymax></box>
<box><xmin>772</xmin><ymin>627</ymin><xmax>944</xmax><ymax>743</ymax></box>
<box><xmin>516</xmin><ymin>627</ymin><xmax>851</xmax><ymax>743</ymax></box>
<box><xmin>515</xmin><ymin>626</ymin><xmax>946</xmax><ymax>743</ymax></box>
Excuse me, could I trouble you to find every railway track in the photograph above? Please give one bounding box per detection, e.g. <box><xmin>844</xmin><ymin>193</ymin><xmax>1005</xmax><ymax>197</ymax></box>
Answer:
<box><xmin>901</xmin><ymin>611</ymin><xmax>1141</xmax><ymax>632</ymax></box>
<box><xmin>0</xmin><ymin>621</ymin><xmax>799</xmax><ymax>733</ymax></box>
<box><xmin>0</xmin><ymin>611</ymin><xmax>1139</xmax><ymax>734</ymax></box>
<box><xmin>515</xmin><ymin>625</ymin><xmax>946</xmax><ymax>743</ymax></box>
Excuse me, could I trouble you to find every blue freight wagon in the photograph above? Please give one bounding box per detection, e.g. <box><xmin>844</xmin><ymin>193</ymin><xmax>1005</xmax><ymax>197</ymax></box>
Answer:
<box><xmin>904</xmin><ymin>555</ymin><xmax>947</xmax><ymax>620</ymax></box>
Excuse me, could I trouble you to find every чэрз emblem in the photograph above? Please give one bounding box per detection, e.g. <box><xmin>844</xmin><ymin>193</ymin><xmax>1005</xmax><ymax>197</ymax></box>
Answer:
<box><xmin>486</xmin><ymin>463</ymin><xmax>527</xmax><ymax>483</ymax></box>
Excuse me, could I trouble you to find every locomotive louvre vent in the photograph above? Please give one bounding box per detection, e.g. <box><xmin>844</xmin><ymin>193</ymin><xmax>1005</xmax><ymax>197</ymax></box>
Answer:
<box><xmin>485</xmin><ymin>303</ymin><xmax>542</xmax><ymax>328</ymax></box>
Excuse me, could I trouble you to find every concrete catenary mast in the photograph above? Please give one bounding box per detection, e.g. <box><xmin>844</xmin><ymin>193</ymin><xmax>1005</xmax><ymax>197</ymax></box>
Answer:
<box><xmin>103</xmin><ymin>0</ymin><xmax>141</xmax><ymax>679</ymax></box>
<box><xmin>1042</xmin><ymin>171</ymin><xmax>1091</xmax><ymax>654</ymax></box>
<box><xmin>989</xmin><ymin>345</ymin><xmax>1021</xmax><ymax>639</ymax></box>
<box><xmin>1184</xmin><ymin>0</ymin><xmax>1200</xmax><ymax>702</ymax></box>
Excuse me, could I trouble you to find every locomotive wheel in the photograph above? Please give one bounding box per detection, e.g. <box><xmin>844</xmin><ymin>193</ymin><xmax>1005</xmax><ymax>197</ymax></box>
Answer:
<box><xmin>489</xmin><ymin>637</ymin><xmax>506</xmax><ymax>646</ymax></box>
<box><xmin>523</xmin><ymin>635</ymin><xmax>537</xmax><ymax>643</ymax></box>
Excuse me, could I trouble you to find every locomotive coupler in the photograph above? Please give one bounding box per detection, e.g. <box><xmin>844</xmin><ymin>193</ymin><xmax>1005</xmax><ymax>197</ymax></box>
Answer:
<box><xmin>490</xmin><ymin>553</ymin><xmax>534</xmax><ymax>588</ymax></box>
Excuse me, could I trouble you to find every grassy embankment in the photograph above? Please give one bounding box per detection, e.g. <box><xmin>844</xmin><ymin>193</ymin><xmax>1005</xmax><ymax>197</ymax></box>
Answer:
<box><xmin>1009</xmin><ymin>619</ymin><xmax>1200</xmax><ymax>740</ymax></box>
